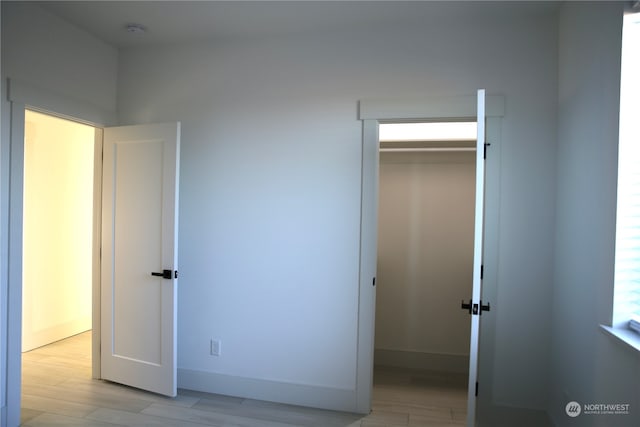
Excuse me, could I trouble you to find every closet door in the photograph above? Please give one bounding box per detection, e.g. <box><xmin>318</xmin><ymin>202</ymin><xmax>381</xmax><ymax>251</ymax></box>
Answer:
<box><xmin>466</xmin><ymin>89</ymin><xmax>487</xmax><ymax>426</ymax></box>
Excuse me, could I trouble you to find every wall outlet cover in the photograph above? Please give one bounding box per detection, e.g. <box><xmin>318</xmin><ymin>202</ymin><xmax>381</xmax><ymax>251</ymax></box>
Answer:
<box><xmin>210</xmin><ymin>339</ymin><xmax>221</xmax><ymax>356</ymax></box>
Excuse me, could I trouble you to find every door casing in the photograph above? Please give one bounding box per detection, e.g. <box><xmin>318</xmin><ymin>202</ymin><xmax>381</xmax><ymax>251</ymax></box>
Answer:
<box><xmin>4</xmin><ymin>79</ymin><xmax>116</xmax><ymax>427</ymax></box>
<box><xmin>356</xmin><ymin>94</ymin><xmax>504</xmax><ymax>418</ymax></box>
<box><xmin>4</xmin><ymin>84</ymin><xmax>505</xmax><ymax>426</ymax></box>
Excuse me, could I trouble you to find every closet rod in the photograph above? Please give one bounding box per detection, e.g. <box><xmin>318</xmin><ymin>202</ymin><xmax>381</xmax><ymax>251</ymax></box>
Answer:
<box><xmin>379</xmin><ymin>147</ymin><xmax>476</xmax><ymax>153</ymax></box>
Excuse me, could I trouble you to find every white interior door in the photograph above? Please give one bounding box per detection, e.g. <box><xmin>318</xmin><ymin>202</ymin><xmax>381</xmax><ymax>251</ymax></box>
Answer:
<box><xmin>466</xmin><ymin>90</ymin><xmax>487</xmax><ymax>425</ymax></box>
<box><xmin>101</xmin><ymin>122</ymin><xmax>180</xmax><ymax>397</ymax></box>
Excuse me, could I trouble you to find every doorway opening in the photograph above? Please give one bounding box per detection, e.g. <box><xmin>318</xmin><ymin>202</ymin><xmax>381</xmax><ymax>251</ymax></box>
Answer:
<box><xmin>373</xmin><ymin>120</ymin><xmax>477</xmax><ymax>421</ymax></box>
<box><xmin>21</xmin><ymin>110</ymin><xmax>98</xmax><ymax>406</ymax></box>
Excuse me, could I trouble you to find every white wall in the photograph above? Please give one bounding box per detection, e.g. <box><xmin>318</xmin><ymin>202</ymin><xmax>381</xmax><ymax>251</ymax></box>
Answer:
<box><xmin>22</xmin><ymin>110</ymin><xmax>94</xmax><ymax>352</ymax></box>
<box><xmin>4</xmin><ymin>1</ymin><xmax>637</xmax><ymax>424</ymax></box>
<box><xmin>1</xmin><ymin>2</ymin><xmax>117</xmax><ymax>113</ymax></box>
<box><xmin>117</xmin><ymin>2</ymin><xmax>558</xmax><ymax>411</ymax></box>
<box><xmin>551</xmin><ymin>2</ymin><xmax>640</xmax><ymax>426</ymax></box>
<box><xmin>1</xmin><ymin>3</ymin><xmax>118</xmax><ymax>425</ymax></box>
<box><xmin>375</xmin><ymin>151</ymin><xmax>474</xmax><ymax>372</ymax></box>
<box><xmin>5</xmin><ymin>0</ymin><xmax>600</xmax><ymax>421</ymax></box>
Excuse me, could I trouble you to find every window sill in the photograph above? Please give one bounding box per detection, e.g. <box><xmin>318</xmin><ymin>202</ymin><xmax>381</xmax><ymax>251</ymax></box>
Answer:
<box><xmin>600</xmin><ymin>324</ymin><xmax>640</xmax><ymax>353</ymax></box>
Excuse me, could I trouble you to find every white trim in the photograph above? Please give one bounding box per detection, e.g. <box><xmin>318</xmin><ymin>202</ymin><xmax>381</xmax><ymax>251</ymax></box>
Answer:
<box><xmin>92</xmin><ymin>129</ymin><xmax>104</xmax><ymax>379</ymax></box>
<box><xmin>6</xmin><ymin>103</ymin><xmax>25</xmax><ymax>427</ymax></box>
<box><xmin>1</xmin><ymin>76</ymin><xmax>8</xmax><ymax>427</ymax></box>
<box><xmin>380</xmin><ymin>147</ymin><xmax>476</xmax><ymax>153</ymax></box>
<box><xmin>466</xmin><ymin>89</ymin><xmax>487</xmax><ymax>426</ymax></box>
<box><xmin>356</xmin><ymin>94</ymin><xmax>504</xmax><ymax>423</ymax></box>
<box><xmin>178</xmin><ymin>368</ymin><xmax>357</xmax><ymax>413</ymax></box>
<box><xmin>600</xmin><ymin>325</ymin><xmax>640</xmax><ymax>353</ymax></box>
<box><xmin>7</xmin><ymin>79</ymin><xmax>116</xmax><ymax>127</ymax></box>
<box><xmin>359</xmin><ymin>95</ymin><xmax>505</xmax><ymax>120</ymax></box>
<box><xmin>4</xmin><ymin>86</ymin><xmax>111</xmax><ymax>425</ymax></box>
<box><xmin>355</xmin><ymin>119</ymin><xmax>379</xmax><ymax>414</ymax></box>
<box><xmin>475</xmin><ymin>116</ymin><xmax>502</xmax><ymax>416</ymax></box>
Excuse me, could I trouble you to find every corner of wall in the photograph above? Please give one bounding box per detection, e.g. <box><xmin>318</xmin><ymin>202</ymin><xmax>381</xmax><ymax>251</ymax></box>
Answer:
<box><xmin>1</xmin><ymin>68</ymin><xmax>11</xmax><ymax>427</ymax></box>
<box><xmin>550</xmin><ymin>2</ymin><xmax>626</xmax><ymax>426</ymax></box>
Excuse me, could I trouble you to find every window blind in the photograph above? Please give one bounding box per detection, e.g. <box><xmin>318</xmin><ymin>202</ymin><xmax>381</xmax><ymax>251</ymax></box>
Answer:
<box><xmin>613</xmin><ymin>13</ymin><xmax>640</xmax><ymax>329</ymax></box>
<box><xmin>613</xmin><ymin>156</ymin><xmax>640</xmax><ymax>325</ymax></box>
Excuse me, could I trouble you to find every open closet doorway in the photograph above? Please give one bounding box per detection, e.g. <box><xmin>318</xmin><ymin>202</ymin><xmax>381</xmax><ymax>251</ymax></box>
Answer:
<box><xmin>21</xmin><ymin>110</ymin><xmax>98</xmax><ymax>392</ymax></box>
<box><xmin>373</xmin><ymin>121</ymin><xmax>477</xmax><ymax>423</ymax></box>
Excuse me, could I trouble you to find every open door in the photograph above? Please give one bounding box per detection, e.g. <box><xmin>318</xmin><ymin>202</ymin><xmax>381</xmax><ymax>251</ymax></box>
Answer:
<box><xmin>101</xmin><ymin>122</ymin><xmax>180</xmax><ymax>397</ymax></box>
<box><xmin>465</xmin><ymin>90</ymin><xmax>488</xmax><ymax>425</ymax></box>
<box><xmin>357</xmin><ymin>91</ymin><xmax>502</xmax><ymax>417</ymax></box>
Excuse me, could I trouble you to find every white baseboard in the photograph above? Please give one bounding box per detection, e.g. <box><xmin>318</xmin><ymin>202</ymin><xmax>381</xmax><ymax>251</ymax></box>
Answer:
<box><xmin>476</xmin><ymin>404</ymin><xmax>554</xmax><ymax>427</ymax></box>
<box><xmin>374</xmin><ymin>349</ymin><xmax>469</xmax><ymax>373</ymax></box>
<box><xmin>22</xmin><ymin>318</ymin><xmax>91</xmax><ymax>352</ymax></box>
<box><xmin>177</xmin><ymin>368</ymin><xmax>360</xmax><ymax>413</ymax></box>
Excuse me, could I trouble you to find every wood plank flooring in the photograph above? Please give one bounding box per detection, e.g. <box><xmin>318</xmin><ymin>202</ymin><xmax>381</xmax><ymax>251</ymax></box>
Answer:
<box><xmin>21</xmin><ymin>332</ymin><xmax>467</xmax><ymax>426</ymax></box>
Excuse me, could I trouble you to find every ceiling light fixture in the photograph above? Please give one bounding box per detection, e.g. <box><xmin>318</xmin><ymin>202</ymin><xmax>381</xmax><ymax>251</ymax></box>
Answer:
<box><xmin>379</xmin><ymin>122</ymin><xmax>477</xmax><ymax>142</ymax></box>
<box><xmin>125</xmin><ymin>23</ymin><xmax>147</xmax><ymax>34</ymax></box>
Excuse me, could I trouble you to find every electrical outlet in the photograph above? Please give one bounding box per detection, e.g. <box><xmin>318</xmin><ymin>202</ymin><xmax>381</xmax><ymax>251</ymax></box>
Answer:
<box><xmin>210</xmin><ymin>339</ymin><xmax>221</xmax><ymax>356</ymax></box>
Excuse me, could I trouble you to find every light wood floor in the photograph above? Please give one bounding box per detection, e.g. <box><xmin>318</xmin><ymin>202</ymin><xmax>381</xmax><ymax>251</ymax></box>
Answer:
<box><xmin>21</xmin><ymin>332</ymin><xmax>467</xmax><ymax>426</ymax></box>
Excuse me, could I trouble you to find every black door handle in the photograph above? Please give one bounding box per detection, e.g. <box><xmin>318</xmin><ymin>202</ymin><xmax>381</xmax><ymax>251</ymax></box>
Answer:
<box><xmin>151</xmin><ymin>269</ymin><xmax>175</xmax><ymax>279</ymax></box>
<box><xmin>480</xmin><ymin>301</ymin><xmax>490</xmax><ymax>313</ymax></box>
<box><xmin>461</xmin><ymin>300</ymin><xmax>472</xmax><ymax>314</ymax></box>
<box><xmin>461</xmin><ymin>299</ymin><xmax>491</xmax><ymax>315</ymax></box>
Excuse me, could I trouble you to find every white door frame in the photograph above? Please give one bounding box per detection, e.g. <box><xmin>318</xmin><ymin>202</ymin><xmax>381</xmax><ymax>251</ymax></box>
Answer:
<box><xmin>355</xmin><ymin>94</ymin><xmax>504</xmax><ymax>416</ymax></box>
<box><xmin>3</xmin><ymin>79</ymin><xmax>115</xmax><ymax>427</ymax></box>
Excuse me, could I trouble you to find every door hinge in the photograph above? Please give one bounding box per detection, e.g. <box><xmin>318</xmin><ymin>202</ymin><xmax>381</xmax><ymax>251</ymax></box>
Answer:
<box><xmin>372</xmin><ymin>277</ymin><xmax>376</xmax><ymax>287</ymax></box>
<box><xmin>475</xmin><ymin>381</ymin><xmax>479</xmax><ymax>396</ymax></box>
<box><xmin>484</xmin><ymin>142</ymin><xmax>491</xmax><ymax>159</ymax></box>
<box><xmin>481</xmin><ymin>264</ymin><xmax>484</xmax><ymax>280</ymax></box>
